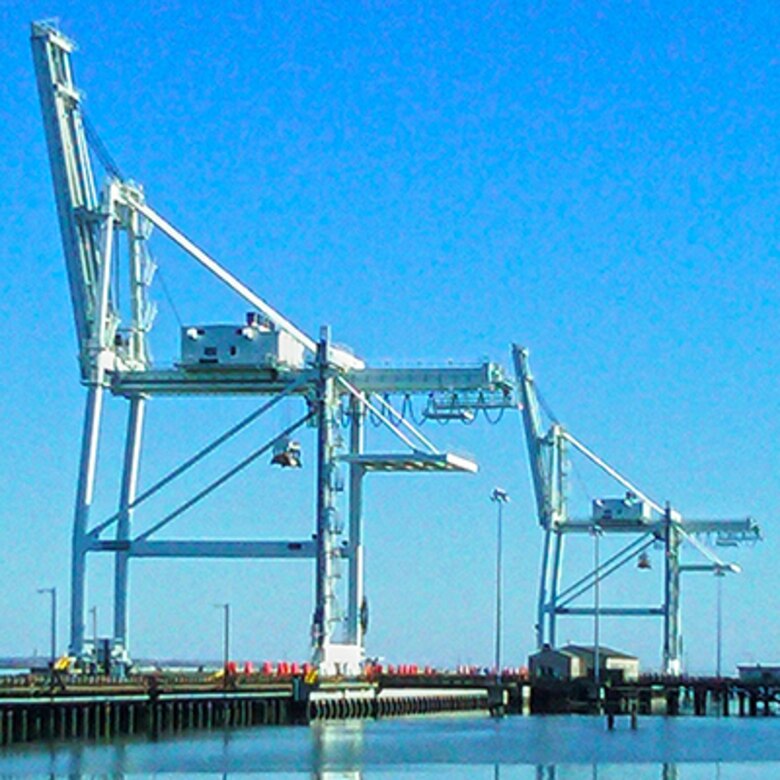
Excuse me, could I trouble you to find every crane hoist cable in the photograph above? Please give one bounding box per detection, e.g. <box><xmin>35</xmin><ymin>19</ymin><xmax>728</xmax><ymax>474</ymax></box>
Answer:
<box><xmin>534</xmin><ymin>381</ymin><xmax>592</xmax><ymax>501</ymax></box>
<box><xmin>535</xmin><ymin>385</ymin><xmax>560</xmax><ymax>426</ymax></box>
<box><xmin>82</xmin><ymin>112</ymin><xmax>124</xmax><ymax>180</ymax></box>
<box><xmin>155</xmin><ymin>266</ymin><xmax>182</xmax><ymax>328</ymax></box>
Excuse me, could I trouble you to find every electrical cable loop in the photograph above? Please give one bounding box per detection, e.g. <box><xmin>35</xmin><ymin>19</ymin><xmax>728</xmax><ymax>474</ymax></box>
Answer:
<box><xmin>483</xmin><ymin>405</ymin><xmax>506</xmax><ymax>425</ymax></box>
<box><xmin>368</xmin><ymin>393</ymin><xmax>384</xmax><ymax>428</ymax></box>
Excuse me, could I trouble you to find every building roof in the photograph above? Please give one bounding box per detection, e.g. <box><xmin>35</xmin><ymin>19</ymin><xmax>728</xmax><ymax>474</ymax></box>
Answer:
<box><xmin>560</xmin><ymin>644</ymin><xmax>638</xmax><ymax>662</ymax></box>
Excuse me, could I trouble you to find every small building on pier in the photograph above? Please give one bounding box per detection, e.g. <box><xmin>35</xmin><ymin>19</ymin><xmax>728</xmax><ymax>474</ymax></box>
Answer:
<box><xmin>529</xmin><ymin>644</ymin><xmax>639</xmax><ymax>682</ymax></box>
<box><xmin>737</xmin><ymin>663</ymin><xmax>780</xmax><ymax>683</ymax></box>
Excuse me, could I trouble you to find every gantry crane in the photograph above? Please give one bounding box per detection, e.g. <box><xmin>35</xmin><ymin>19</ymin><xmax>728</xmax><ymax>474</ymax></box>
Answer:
<box><xmin>513</xmin><ymin>345</ymin><xmax>760</xmax><ymax>675</ymax></box>
<box><xmin>31</xmin><ymin>21</ymin><xmax>515</xmax><ymax>675</ymax></box>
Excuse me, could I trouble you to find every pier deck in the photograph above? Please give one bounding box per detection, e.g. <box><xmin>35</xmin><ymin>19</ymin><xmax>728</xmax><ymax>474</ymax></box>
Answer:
<box><xmin>0</xmin><ymin>672</ymin><xmax>776</xmax><ymax>746</ymax></box>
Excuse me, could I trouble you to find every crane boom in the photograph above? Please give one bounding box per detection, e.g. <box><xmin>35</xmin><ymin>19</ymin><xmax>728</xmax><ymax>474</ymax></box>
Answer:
<box><xmin>31</xmin><ymin>22</ymin><xmax>103</xmax><ymax>366</ymax></box>
<box><xmin>512</xmin><ymin>344</ymin><xmax>554</xmax><ymax>526</ymax></box>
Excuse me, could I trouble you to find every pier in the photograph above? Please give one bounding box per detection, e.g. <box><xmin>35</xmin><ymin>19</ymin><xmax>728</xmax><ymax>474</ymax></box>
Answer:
<box><xmin>0</xmin><ymin>671</ymin><xmax>502</xmax><ymax>745</ymax></box>
<box><xmin>1</xmin><ymin>670</ymin><xmax>778</xmax><ymax>746</ymax></box>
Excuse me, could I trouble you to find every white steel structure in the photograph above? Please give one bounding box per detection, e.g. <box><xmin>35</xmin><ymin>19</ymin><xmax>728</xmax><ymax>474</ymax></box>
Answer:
<box><xmin>31</xmin><ymin>21</ymin><xmax>514</xmax><ymax>675</ymax></box>
<box><xmin>513</xmin><ymin>345</ymin><xmax>760</xmax><ymax>675</ymax></box>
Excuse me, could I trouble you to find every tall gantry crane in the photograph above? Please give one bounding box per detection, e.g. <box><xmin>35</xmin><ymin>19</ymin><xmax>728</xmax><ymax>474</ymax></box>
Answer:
<box><xmin>31</xmin><ymin>21</ymin><xmax>514</xmax><ymax>675</ymax></box>
<box><xmin>513</xmin><ymin>345</ymin><xmax>760</xmax><ymax>675</ymax></box>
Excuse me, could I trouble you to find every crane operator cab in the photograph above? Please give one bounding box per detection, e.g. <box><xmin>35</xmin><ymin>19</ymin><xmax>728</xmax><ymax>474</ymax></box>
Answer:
<box><xmin>271</xmin><ymin>436</ymin><xmax>302</xmax><ymax>468</ymax></box>
<box><xmin>592</xmin><ymin>492</ymin><xmax>653</xmax><ymax>527</ymax></box>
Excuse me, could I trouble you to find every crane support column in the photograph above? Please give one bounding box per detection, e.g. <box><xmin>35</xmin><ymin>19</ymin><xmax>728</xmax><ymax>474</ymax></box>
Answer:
<box><xmin>663</xmin><ymin>505</ymin><xmax>683</xmax><ymax>675</ymax></box>
<box><xmin>536</xmin><ymin>527</ymin><xmax>553</xmax><ymax>647</ymax></box>
<box><xmin>113</xmin><ymin>395</ymin><xmax>146</xmax><ymax>665</ymax></box>
<box><xmin>548</xmin><ymin>531</ymin><xmax>565</xmax><ymax>647</ymax></box>
<box><xmin>70</xmin><ymin>384</ymin><xmax>105</xmax><ymax>656</ymax></box>
<box><xmin>312</xmin><ymin>327</ymin><xmax>347</xmax><ymax>673</ymax></box>
<box><xmin>346</xmin><ymin>397</ymin><xmax>366</xmax><ymax>647</ymax></box>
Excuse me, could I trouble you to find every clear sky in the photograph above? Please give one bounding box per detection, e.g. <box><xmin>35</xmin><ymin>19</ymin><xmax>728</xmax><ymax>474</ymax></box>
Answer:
<box><xmin>0</xmin><ymin>0</ymin><xmax>777</xmax><ymax>674</ymax></box>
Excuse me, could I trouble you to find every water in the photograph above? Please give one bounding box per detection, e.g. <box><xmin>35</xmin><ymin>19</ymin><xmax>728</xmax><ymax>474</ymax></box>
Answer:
<box><xmin>0</xmin><ymin>715</ymin><xmax>778</xmax><ymax>777</ymax></box>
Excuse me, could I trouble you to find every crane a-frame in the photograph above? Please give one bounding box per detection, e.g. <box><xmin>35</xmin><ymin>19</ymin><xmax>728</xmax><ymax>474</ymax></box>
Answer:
<box><xmin>31</xmin><ymin>21</ymin><xmax>514</xmax><ymax>675</ymax></box>
<box><xmin>513</xmin><ymin>345</ymin><xmax>760</xmax><ymax>675</ymax></box>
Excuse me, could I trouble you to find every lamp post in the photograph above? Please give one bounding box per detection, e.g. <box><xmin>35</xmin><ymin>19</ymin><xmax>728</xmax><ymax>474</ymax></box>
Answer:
<box><xmin>215</xmin><ymin>603</ymin><xmax>231</xmax><ymax>684</ymax></box>
<box><xmin>36</xmin><ymin>587</ymin><xmax>57</xmax><ymax>671</ymax></box>
<box><xmin>491</xmin><ymin>488</ymin><xmax>509</xmax><ymax>679</ymax></box>
<box><xmin>89</xmin><ymin>605</ymin><xmax>98</xmax><ymax>672</ymax></box>
<box><xmin>715</xmin><ymin>565</ymin><xmax>725</xmax><ymax>679</ymax></box>
<box><xmin>591</xmin><ymin>524</ymin><xmax>603</xmax><ymax>695</ymax></box>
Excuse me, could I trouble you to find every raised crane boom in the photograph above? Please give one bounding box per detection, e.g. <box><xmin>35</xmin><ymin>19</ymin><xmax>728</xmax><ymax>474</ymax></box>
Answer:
<box><xmin>31</xmin><ymin>22</ymin><xmax>103</xmax><ymax>368</ymax></box>
<box><xmin>512</xmin><ymin>345</ymin><xmax>567</xmax><ymax>528</ymax></box>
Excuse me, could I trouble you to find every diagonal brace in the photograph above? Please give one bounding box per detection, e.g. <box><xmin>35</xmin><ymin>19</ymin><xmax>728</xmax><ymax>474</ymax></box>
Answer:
<box><xmin>134</xmin><ymin>412</ymin><xmax>313</xmax><ymax>542</ymax></box>
<box><xmin>89</xmin><ymin>378</ymin><xmax>309</xmax><ymax>538</ymax></box>
<box><xmin>556</xmin><ymin>534</ymin><xmax>656</xmax><ymax>610</ymax></box>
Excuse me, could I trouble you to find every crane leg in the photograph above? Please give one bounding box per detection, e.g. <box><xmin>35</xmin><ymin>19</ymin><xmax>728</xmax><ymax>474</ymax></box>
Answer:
<box><xmin>548</xmin><ymin>531</ymin><xmax>565</xmax><ymax>648</ymax></box>
<box><xmin>663</xmin><ymin>510</ymin><xmax>682</xmax><ymax>675</ymax></box>
<box><xmin>69</xmin><ymin>384</ymin><xmax>105</xmax><ymax>657</ymax></box>
<box><xmin>113</xmin><ymin>395</ymin><xmax>146</xmax><ymax>669</ymax></box>
<box><xmin>536</xmin><ymin>527</ymin><xmax>553</xmax><ymax>648</ymax></box>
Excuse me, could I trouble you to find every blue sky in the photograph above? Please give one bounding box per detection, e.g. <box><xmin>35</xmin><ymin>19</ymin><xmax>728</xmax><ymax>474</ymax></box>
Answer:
<box><xmin>0</xmin><ymin>0</ymin><xmax>778</xmax><ymax>673</ymax></box>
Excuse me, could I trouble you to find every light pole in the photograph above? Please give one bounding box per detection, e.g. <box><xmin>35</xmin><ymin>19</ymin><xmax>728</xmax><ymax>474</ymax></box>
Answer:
<box><xmin>89</xmin><ymin>605</ymin><xmax>98</xmax><ymax>671</ymax></box>
<box><xmin>491</xmin><ymin>488</ymin><xmax>509</xmax><ymax>678</ymax></box>
<box><xmin>215</xmin><ymin>603</ymin><xmax>231</xmax><ymax>683</ymax></box>
<box><xmin>591</xmin><ymin>524</ymin><xmax>603</xmax><ymax>694</ymax></box>
<box><xmin>715</xmin><ymin>566</ymin><xmax>725</xmax><ymax>679</ymax></box>
<box><xmin>36</xmin><ymin>587</ymin><xmax>57</xmax><ymax>671</ymax></box>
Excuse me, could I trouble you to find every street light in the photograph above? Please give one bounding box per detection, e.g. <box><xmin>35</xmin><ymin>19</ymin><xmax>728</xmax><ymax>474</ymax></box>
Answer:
<box><xmin>491</xmin><ymin>488</ymin><xmax>509</xmax><ymax>678</ymax></box>
<box><xmin>715</xmin><ymin>565</ymin><xmax>725</xmax><ymax>679</ymax></box>
<box><xmin>590</xmin><ymin>524</ymin><xmax>604</xmax><ymax>695</ymax></box>
<box><xmin>36</xmin><ymin>587</ymin><xmax>57</xmax><ymax>671</ymax></box>
<box><xmin>89</xmin><ymin>605</ymin><xmax>99</xmax><ymax>672</ymax></box>
<box><xmin>214</xmin><ymin>603</ymin><xmax>231</xmax><ymax>683</ymax></box>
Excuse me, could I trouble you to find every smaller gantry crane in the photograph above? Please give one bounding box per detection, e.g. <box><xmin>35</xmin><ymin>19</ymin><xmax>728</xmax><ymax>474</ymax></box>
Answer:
<box><xmin>513</xmin><ymin>345</ymin><xmax>760</xmax><ymax>675</ymax></box>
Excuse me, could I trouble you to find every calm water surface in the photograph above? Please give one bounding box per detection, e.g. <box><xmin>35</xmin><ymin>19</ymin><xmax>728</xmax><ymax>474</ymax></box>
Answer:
<box><xmin>0</xmin><ymin>715</ymin><xmax>778</xmax><ymax>777</ymax></box>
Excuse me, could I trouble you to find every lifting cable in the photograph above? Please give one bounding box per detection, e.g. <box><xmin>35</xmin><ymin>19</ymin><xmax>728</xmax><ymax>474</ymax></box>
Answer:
<box><xmin>156</xmin><ymin>266</ymin><xmax>183</xmax><ymax>327</ymax></box>
<box><xmin>569</xmin><ymin>457</ymin><xmax>593</xmax><ymax>504</ymax></box>
<box><xmin>536</xmin><ymin>385</ymin><xmax>560</xmax><ymax>426</ymax></box>
<box><xmin>82</xmin><ymin>112</ymin><xmax>124</xmax><ymax>180</ymax></box>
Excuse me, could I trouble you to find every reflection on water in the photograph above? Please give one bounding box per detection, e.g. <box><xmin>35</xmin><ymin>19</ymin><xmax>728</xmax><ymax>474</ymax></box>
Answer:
<box><xmin>0</xmin><ymin>715</ymin><xmax>778</xmax><ymax>778</ymax></box>
<box><xmin>313</xmin><ymin>720</ymin><xmax>363</xmax><ymax>779</ymax></box>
